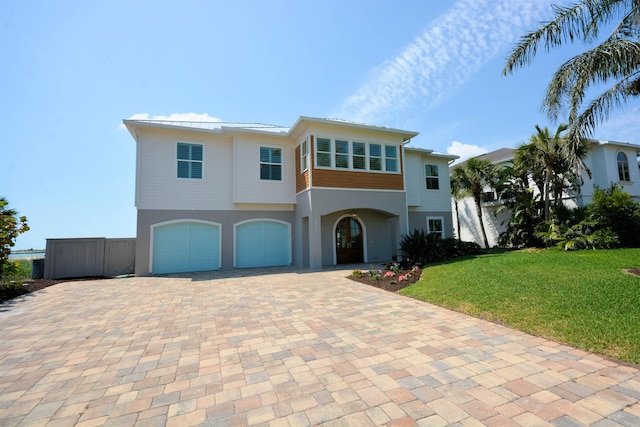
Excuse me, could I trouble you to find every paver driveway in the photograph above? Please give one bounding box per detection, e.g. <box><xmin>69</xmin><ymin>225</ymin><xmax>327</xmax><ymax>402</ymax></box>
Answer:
<box><xmin>1</xmin><ymin>267</ymin><xmax>639</xmax><ymax>427</ymax></box>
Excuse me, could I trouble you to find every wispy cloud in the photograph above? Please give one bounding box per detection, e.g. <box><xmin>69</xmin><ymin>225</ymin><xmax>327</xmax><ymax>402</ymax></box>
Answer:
<box><xmin>593</xmin><ymin>109</ymin><xmax>640</xmax><ymax>145</ymax></box>
<box><xmin>335</xmin><ymin>0</ymin><xmax>554</xmax><ymax>124</ymax></box>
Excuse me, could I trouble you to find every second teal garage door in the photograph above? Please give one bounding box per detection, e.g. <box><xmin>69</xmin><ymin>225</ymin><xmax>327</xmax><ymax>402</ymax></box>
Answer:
<box><xmin>235</xmin><ymin>220</ymin><xmax>291</xmax><ymax>268</ymax></box>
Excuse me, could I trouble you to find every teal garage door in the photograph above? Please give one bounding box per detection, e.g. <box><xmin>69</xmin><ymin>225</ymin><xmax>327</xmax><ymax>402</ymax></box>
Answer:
<box><xmin>152</xmin><ymin>221</ymin><xmax>220</xmax><ymax>274</ymax></box>
<box><xmin>236</xmin><ymin>220</ymin><xmax>290</xmax><ymax>268</ymax></box>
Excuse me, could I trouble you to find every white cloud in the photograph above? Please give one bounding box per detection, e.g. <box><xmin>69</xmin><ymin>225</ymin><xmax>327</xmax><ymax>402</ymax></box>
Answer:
<box><xmin>119</xmin><ymin>112</ymin><xmax>222</xmax><ymax>130</ymax></box>
<box><xmin>335</xmin><ymin>0</ymin><xmax>554</xmax><ymax>124</ymax></box>
<box><xmin>592</xmin><ymin>109</ymin><xmax>640</xmax><ymax>145</ymax></box>
<box><xmin>447</xmin><ymin>141</ymin><xmax>488</xmax><ymax>164</ymax></box>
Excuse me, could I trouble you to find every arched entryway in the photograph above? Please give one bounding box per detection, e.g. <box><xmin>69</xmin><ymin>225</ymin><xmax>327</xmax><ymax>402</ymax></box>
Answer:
<box><xmin>335</xmin><ymin>217</ymin><xmax>364</xmax><ymax>264</ymax></box>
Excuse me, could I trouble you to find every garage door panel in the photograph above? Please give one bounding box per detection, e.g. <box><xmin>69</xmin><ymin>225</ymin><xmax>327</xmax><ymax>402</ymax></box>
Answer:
<box><xmin>263</xmin><ymin>222</ymin><xmax>289</xmax><ymax>266</ymax></box>
<box><xmin>236</xmin><ymin>221</ymin><xmax>290</xmax><ymax>268</ymax></box>
<box><xmin>152</xmin><ymin>222</ymin><xmax>219</xmax><ymax>274</ymax></box>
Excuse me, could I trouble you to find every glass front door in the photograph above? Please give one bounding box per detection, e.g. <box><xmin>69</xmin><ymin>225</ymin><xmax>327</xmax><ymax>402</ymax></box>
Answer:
<box><xmin>336</xmin><ymin>217</ymin><xmax>363</xmax><ymax>264</ymax></box>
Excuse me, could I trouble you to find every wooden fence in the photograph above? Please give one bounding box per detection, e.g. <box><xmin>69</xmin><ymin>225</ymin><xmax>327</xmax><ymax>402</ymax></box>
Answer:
<box><xmin>44</xmin><ymin>238</ymin><xmax>135</xmax><ymax>279</ymax></box>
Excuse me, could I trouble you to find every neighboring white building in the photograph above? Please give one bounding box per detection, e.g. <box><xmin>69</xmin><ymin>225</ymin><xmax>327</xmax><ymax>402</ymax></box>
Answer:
<box><xmin>452</xmin><ymin>141</ymin><xmax>640</xmax><ymax>247</ymax></box>
<box><xmin>123</xmin><ymin>116</ymin><xmax>457</xmax><ymax>275</ymax></box>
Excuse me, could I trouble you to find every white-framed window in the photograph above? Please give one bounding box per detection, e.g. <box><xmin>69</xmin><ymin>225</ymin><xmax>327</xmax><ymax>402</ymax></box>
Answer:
<box><xmin>425</xmin><ymin>164</ymin><xmax>439</xmax><ymax>189</ymax></box>
<box><xmin>369</xmin><ymin>144</ymin><xmax>382</xmax><ymax>171</ymax></box>
<box><xmin>316</xmin><ymin>137</ymin><xmax>332</xmax><ymax>167</ymax></box>
<box><xmin>427</xmin><ymin>217</ymin><xmax>444</xmax><ymax>239</ymax></box>
<box><xmin>335</xmin><ymin>139</ymin><xmax>350</xmax><ymax>169</ymax></box>
<box><xmin>314</xmin><ymin>137</ymin><xmax>400</xmax><ymax>173</ymax></box>
<box><xmin>617</xmin><ymin>152</ymin><xmax>630</xmax><ymax>181</ymax></box>
<box><xmin>385</xmin><ymin>145</ymin><xmax>398</xmax><ymax>172</ymax></box>
<box><xmin>260</xmin><ymin>146</ymin><xmax>282</xmax><ymax>181</ymax></box>
<box><xmin>300</xmin><ymin>139</ymin><xmax>308</xmax><ymax>172</ymax></box>
<box><xmin>353</xmin><ymin>142</ymin><xmax>366</xmax><ymax>170</ymax></box>
<box><xmin>177</xmin><ymin>142</ymin><xmax>203</xmax><ymax>179</ymax></box>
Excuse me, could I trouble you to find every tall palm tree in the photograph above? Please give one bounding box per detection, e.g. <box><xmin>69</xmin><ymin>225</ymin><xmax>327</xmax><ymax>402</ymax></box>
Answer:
<box><xmin>515</xmin><ymin>124</ymin><xmax>590</xmax><ymax>221</ymax></box>
<box><xmin>450</xmin><ymin>173</ymin><xmax>468</xmax><ymax>240</ymax></box>
<box><xmin>503</xmin><ymin>0</ymin><xmax>640</xmax><ymax>156</ymax></box>
<box><xmin>452</xmin><ymin>158</ymin><xmax>498</xmax><ymax>248</ymax></box>
<box><xmin>530</xmin><ymin>124</ymin><xmax>569</xmax><ymax>221</ymax></box>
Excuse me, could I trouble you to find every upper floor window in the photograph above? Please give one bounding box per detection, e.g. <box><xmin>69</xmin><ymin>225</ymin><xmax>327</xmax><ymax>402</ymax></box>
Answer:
<box><xmin>177</xmin><ymin>142</ymin><xmax>203</xmax><ymax>179</ymax></box>
<box><xmin>369</xmin><ymin>144</ymin><xmax>382</xmax><ymax>171</ymax></box>
<box><xmin>353</xmin><ymin>142</ymin><xmax>366</xmax><ymax>170</ymax></box>
<box><xmin>260</xmin><ymin>147</ymin><xmax>282</xmax><ymax>181</ymax></box>
<box><xmin>385</xmin><ymin>145</ymin><xmax>398</xmax><ymax>172</ymax></box>
<box><xmin>618</xmin><ymin>152</ymin><xmax>630</xmax><ymax>181</ymax></box>
<box><xmin>427</xmin><ymin>217</ymin><xmax>444</xmax><ymax>239</ymax></box>
<box><xmin>300</xmin><ymin>139</ymin><xmax>308</xmax><ymax>172</ymax></box>
<box><xmin>335</xmin><ymin>139</ymin><xmax>350</xmax><ymax>169</ymax></box>
<box><xmin>316</xmin><ymin>137</ymin><xmax>332</xmax><ymax>167</ymax></box>
<box><xmin>314</xmin><ymin>137</ymin><xmax>399</xmax><ymax>173</ymax></box>
<box><xmin>425</xmin><ymin>164</ymin><xmax>439</xmax><ymax>189</ymax></box>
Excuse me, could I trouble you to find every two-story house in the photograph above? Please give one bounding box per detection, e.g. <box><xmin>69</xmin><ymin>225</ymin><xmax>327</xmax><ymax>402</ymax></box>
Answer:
<box><xmin>123</xmin><ymin>116</ymin><xmax>457</xmax><ymax>275</ymax></box>
<box><xmin>452</xmin><ymin>140</ymin><xmax>640</xmax><ymax>247</ymax></box>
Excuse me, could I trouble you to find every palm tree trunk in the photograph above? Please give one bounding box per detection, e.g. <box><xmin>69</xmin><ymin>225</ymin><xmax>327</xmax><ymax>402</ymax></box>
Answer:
<box><xmin>544</xmin><ymin>166</ymin><xmax>552</xmax><ymax>221</ymax></box>
<box><xmin>474</xmin><ymin>196</ymin><xmax>490</xmax><ymax>248</ymax></box>
<box><xmin>454</xmin><ymin>200</ymin><xmax>461</xmax><ymax>240</ymax></box>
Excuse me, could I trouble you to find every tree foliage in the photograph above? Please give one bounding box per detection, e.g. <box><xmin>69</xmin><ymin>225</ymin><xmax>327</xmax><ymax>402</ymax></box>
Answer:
<box><xmin>503</xmin><ymin>0</ymin><xmax>640</xmax><ymax>153</ymax></box>
<box><xmin>0</xmin><ymin>198</ymin><xmax>30</xmax><ymax>279</ymax></box>
<box><xmin>452</xmin><ymin>158</ymin><xmax>498</xmax><ymax>248</ymax></box>
<box><xmin>589</xmin><ymin>183</ymin><xmax>640</xmax><ymax>247</ymax></box>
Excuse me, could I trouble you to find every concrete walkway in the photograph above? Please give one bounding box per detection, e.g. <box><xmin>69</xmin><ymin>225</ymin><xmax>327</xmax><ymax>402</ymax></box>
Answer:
<box><xmin>1</xmin><ymin>267</ymin><xmax>639</xmax><ymax>426</ymax></box>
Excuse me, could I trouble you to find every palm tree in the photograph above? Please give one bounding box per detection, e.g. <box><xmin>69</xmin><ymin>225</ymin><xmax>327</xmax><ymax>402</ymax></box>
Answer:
<box><xmin>503</xmin><ymin>0</ymin><xmax>640</xmax><ymax>156</ymax></box>
<box><xmin>530</xmin><ymin>124</ymin><xmax>569</xmax><ymax>221</ymax></box>
<box><xmin>450</xmin><ymin>173</ymin><xmax>468</xmax><ymax>240</ymax></box>
<box><xmin>515</xmin><ymin>124</ymin><xmax>590</xmax><ymax>221</ymax></box>
<box><xmin>452</xmin><ymin>158</ymin><xmax>498</xmax><ymax>248</ymax></box>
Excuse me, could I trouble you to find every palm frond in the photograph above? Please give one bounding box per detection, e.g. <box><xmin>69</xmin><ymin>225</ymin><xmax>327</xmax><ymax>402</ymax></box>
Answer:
<box><xmin>567</xmin><ymin>69</ymin><xmax>640</xmax><ymax>146</ymax></box>
<box><xmin>543</xmin><ymin>38</ymin><xmax>640</xmax><ymax>121</ymax></box>
<box><xmin>503</xmin><ymin>0</ymin><xmax>628</xmax><ymax>75</ymax></box>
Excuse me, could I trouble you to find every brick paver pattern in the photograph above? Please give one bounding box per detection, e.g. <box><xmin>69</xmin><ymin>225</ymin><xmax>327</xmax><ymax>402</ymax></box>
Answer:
<box><xmin>1</xmin><ymin>267</ymin><xmax>639</xmax><ymax>426</ymax></box>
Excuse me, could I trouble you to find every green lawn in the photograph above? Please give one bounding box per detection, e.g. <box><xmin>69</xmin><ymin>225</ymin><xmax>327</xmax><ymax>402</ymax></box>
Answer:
<box><xmin>400</xmin><ymin>248</ymin><xmax>640</xmax><ymax>364</ymax></box>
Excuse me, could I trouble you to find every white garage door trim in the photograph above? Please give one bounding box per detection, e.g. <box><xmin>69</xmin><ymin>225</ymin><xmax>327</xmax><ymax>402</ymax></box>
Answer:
<box><xmin>234</xmin><ymin>219</ymin><xmax>291</xmax><ymax>268</ymax></box>
<box><xmin>150</xmin><ymin>219</ymin><xmax>222</xmax><ymax>274</ymax></box>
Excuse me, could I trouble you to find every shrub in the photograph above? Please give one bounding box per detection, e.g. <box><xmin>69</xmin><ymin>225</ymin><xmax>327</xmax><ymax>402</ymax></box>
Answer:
<box><xmin>399</xmin><ymin>229</ymin><xmax>482</xmax><ymax>265</ymax></box>
<box><xmin>589</xmin><ymin>184</ymin><xmax>640</xmax><ymax>247</ymax></box>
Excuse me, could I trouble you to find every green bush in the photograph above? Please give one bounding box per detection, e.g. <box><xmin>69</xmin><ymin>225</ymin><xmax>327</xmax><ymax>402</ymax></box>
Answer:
<box><xmin>589</xmin><ymin>184</ymin><xmax>640</xmax><ymax>247</ymax></box>
<box><xmin>399</xmin><ymin>229</ymin><xmax>482</xmax><ymax>265</ymax></box>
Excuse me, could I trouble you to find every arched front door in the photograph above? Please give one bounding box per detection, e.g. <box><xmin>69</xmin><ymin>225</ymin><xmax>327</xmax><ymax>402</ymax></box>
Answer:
<box><xmin>336</xmin><ymin>217</ymin><xmax>363</xmax><ymax>264</ymax></box>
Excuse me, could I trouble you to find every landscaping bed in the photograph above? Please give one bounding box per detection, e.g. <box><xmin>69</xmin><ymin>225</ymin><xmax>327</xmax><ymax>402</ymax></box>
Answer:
<box><xmin>348</xmin><ymin>265</ymin><xmax>422</xmax><ymax>292</ymax></box>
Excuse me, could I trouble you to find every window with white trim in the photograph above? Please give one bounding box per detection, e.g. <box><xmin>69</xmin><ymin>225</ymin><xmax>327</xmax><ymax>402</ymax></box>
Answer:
<box><xmin>353</xmin><ymin>142</ymin><xmax>366</xmax><ymax>170</ymax></box>
<box><xmin>177</xmin><ymin>142</ymin><xmax>203</xmax><ymax>179</ymax></box>
<box><xmin>369</xmin><ymin>144</ymin><xmax>382</xmax><ymax>171</ymax></box>
<box><xmin>385</xmin><ymin>145</ymin><xmax>398</xmax><ymax>172</ymax></box>
<box><xmin>314</xmin><ymin>137</ymin><xmax>400</xmax><ymax>173</ymax></box>
<box><xmin>617</xmin><ymin>152</ymin><xmax>630</xmax><ymax>181</ymax></box>
<box><xmin>300</xmin><ymin>139</ymin><xmax>308</xmax><ymax>172</ymax></box>
<box><xmin>427</xmin><ymin>217</ymin><xmax>444</xmax><ymax>239</ymax></box>
<box><xmin>335</xmin><ymin>139</ymin><xmax>349</xmax><ymax>169</ymax></box>
<box><xmin>316</xmin><ymin>137</ymin><xmax>332</xmax><ymax>167</ymax></box>
<box><xmin>425</xmin><ymin>164</ymin><xmax>439</xmax><ymax>189</ymax></box>
<box><xmin>260</xmin><ymin>147</ymin><xmax>282</xmax><ymax>181</ymax></box>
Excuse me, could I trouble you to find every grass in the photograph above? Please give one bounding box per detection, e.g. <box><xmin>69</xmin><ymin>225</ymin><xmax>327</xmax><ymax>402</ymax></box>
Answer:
<box><xmin>400</xmin><ymin>248</ymin><xmax>640</xmax><ymax>364</ymax></box>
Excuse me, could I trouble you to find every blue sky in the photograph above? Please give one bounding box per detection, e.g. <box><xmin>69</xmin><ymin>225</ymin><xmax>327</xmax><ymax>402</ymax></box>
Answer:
<box><xmin>2</xmin><ymin>0</ymin><xmax>639</xmax><ymax>250</ymax></box>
